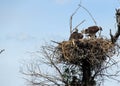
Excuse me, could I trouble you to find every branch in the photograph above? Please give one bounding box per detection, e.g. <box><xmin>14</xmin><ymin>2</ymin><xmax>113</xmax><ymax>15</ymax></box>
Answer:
<box><xmin>0</xmin><ymin>49</ymin><xmax>5</xmax><ymax>54</ymax></box>
<box><xmin>92</xmin><ymin>60</ymin><xmax>119</xmax><ymax>79</ymax></box>
<box><xmin>78</xmin><ymin>4</ymin><xmax>97</xmax><ymax>25</ymax></box>
<box><xmin>73</xmin><ymin>19</ymin><xmax>86</xmax><ymax>31</ymax></box>
<box><xmin>70</xmin><ymin>6</ymin><xmax>81</xmax><ymax>34</ymax></box>
<box><xmin>41</xmin><ymin>46</ymin><xmax>66</xmax><ymax>84</ymax></box>
<box><xmin>110</xmin><ymin>9</ymin><xmax>120</xmax><ymax>43</ymax></box>
<box><xmin>51</xmin><ymin>40</ymin><xmax>61</xmax><ymax>45</ymax></box>
<box><xmin>110</xmin><ymin>26</ymin><xmax>120</xmax><ymax>43</ymax></box>
<box><xmin>22</xmin><ymin>72</ymin><xmax>61</xmax><ymax>86</ymax></box>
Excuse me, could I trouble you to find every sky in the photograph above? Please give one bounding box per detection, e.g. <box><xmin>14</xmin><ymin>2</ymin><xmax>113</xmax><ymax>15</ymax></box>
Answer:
<box><xmin>0</xmin><ymin>0</ymin><xmax>120</xmax><ymax>86</ymax></box>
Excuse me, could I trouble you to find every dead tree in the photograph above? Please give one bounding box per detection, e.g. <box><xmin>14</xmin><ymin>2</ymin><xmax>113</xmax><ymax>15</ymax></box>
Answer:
<box><xmin>110</xmin><ymin>9</ymin><xmax>120</xmax><ymax>43</ymax></box>
<box><xmin>21</xmin><ymin>6</ymin><xmax>120</xmax><ymax>86</ymax></box>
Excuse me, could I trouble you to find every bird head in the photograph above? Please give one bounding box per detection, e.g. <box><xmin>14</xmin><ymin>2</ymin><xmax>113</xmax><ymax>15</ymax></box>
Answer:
<box><xmin>81</xmin><ymin>29</ymin><xmax>88</xmax><ymax>34</ymax></box>
<box><xmin>74</xmin><ymin>28</ymin><xmax>78</xmax><ymax>33</ymax></box>
<box><xmin>99</xmin><ymin>27</ymin><xmax>102</xmax><ymax>31</ymax></box>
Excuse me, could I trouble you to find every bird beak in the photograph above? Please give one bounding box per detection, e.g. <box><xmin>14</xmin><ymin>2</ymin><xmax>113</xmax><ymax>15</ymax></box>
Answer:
<box><xmin>99</xmin><ymin>27</ymin><xmax>102</xmax><ymax>31</ymax></box>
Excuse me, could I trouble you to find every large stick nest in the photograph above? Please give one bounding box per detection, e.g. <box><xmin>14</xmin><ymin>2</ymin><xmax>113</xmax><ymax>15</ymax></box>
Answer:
<box><xmin>56</xmin><ymin>38</ymin><xmax>115</xmax><ymax>66</ymax></box>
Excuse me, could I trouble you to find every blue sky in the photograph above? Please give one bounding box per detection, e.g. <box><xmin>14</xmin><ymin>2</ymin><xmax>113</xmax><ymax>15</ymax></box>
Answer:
<box><xmin>0</xmin><ymin>0</ymin><xmax>120</xmax><ymax>86</ymax></box>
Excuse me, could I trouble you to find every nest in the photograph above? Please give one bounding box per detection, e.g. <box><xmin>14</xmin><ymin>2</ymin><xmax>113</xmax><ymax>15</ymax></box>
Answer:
<box><xmin>56</xmin><ymin>38</ymin><xmax>115</xmax><ymax>66</ymax></box>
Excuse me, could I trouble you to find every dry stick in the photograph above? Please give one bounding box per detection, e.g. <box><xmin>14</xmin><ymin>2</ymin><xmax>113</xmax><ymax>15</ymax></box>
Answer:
<box><xmin>73</xmin><ymin>19</ymin><xmax>86</xmax><ymax>31</ymax></box>
<box><xmin>110</xmin><ymin>29</ymin><xmax>114</xmax><ymax>43</ymax></box>
<box><xmin>0</xmin><ymin>49</ymin><xmax>5</xmax><ymax>54</ymax></box>
<box><xmin>34</xmin><ymin>73</ymin><xmax>60</xmax><ymax>85</ymax></box>
<box><xmin>70</xmin><ymin>0</ymin><xmax>83</xmax><ymax>34</ymax></box>
<box><xmin>42</xmin><ymin>47</ymin><xmax>66</xmax><ymax>84</ymax></box>
<box><xmin>93</xmin><ymin>60</ymin><xmax>119</xmax><ymax>79</ymax></box>
<box><xmin>70</xmin><ymin>6</ymin><xmax>81</xmax><ymax>34</ymax></box>
<box><xmin>51</xmin><ymin>40</ymin><xmax>61</xmax><ymax>45</ymax></box>
<box><xmin>110</xmin><ymin>26</ymin><xmax>120</xmax><ymax>43</ymax></box>
<box><xmin>70</xmin><ymin>4</ymin><xmax>97</xmax><ymax>34</ymax></box>
<box><xmin>79</xmin><ymin>0</ymin><xmax>82</xmax><ymax>5</ymax></box>
<box><xmin>78</xmin><ymin>4</ymin><xmax>97</xmax><ymax>25</ymax></box>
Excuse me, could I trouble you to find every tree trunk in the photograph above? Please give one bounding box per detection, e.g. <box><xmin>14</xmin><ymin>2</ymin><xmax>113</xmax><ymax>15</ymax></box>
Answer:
<box><xmin>81</xmin><ymin>59</ymin><xmax>92</xmax><ymax>86</ymax></box>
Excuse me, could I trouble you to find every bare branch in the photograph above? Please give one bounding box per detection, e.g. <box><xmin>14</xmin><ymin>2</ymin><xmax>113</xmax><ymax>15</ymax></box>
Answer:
<box><xmin>0</xmin><ymin>49</ymin><xmax>5</xmax><ymax>54</ymax></box>
<box><xmin>70</xmin><ymin>6</ymin><xmax>81</xmax><ymax>34</ymax></box>
<box><xmin>21</xmin><ymin>68</ymin><xmax>62</xmax><ymax>86</ymax></box>
<box><xmin>73</xmin><ymin>19</ymin><xmax>86</xmax><ymax>31</ymax></box>
<box><xmin>78</xmin><ymin>4</ymin><xmax>97</xmax><ymax>25</ymax></box>
<box><xmin>51</xmin><ymin>40</ymin><xmax>61</xmax><ymax>45</ymax></box>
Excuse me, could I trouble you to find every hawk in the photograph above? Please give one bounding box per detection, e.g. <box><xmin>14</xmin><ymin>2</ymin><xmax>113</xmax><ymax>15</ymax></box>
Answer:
<box><xmin>81</xmin><ymin>26</ymin><xmax>102</xmax><ymax>38</ymax></box>
<box><xmin>69</xmin><ymin>28</ymin><xmax>83</xmax><ymax>40</ymax></box>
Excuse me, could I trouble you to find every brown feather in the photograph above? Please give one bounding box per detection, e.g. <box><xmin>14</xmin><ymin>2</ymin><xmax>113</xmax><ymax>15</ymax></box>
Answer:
<box><xmin>69</xmin><ymin>32</ymin><xmax>83</xmax><ymax>40</ymax></box>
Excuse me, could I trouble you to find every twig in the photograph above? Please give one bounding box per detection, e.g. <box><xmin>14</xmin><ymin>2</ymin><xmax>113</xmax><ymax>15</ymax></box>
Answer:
<box><xmin>110</xmin><ymin>29</ymin><xmax>114</xmax><ymax>43</ymax></box>
<box><xmin>70</xmin><ymin>2</ymin><xmax>97</xmax><ymax>34</ymax></box>
<box><xmin>41</xmin><ymin>46</ymin><xmax>66</xmax><ymax>83</ymax></box>
<box><xmin>51</xmin><ymin>40</ymin><xmax>61</xmax><ymax>45</ymax></box>
<box><xmin>78</xmin><ymin>4</ymin><xmax>97</xmax><ymax>25</ymax></box>
<box><xmin>0</xmin><ymin>49</ymin><xmax>5</xmax><ymax>54</ymax></box>
<box><xmin>70</xmin><ymin>5</ymin><xmax>81</xmax><ymax>34</ymax></box>
<box><xmin>73</xmin><ymin>19</ymin><xmax>86</xmax><ymax>32</ymax></box>
<box><xmin>93</xmin><ymin>60</ymin><xmax>119</xmax><ymax>79</ymax></box>
<box><xmin>22</xmin><ymin>72</ymin><xmax>60</xmax><ymax>86</ymax></box>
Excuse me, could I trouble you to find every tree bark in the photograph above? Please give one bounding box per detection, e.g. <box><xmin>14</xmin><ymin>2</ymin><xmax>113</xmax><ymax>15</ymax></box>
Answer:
<box><xmin>81</xmin><ymin>59</ymin><xmax>92</xmax><ymax>86</ymax></box>
<box><xmin>110</xmin><ymin>25</ymin><xmax>120</xmax><ymax>43</ymax></box>
<box><xmin>110</xmin><ymin>9</ymin><xmax>120</xmax><ymax>43</ymax></box>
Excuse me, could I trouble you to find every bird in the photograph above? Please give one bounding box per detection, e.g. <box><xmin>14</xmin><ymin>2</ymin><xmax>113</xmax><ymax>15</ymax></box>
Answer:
<box><xmin>69</xmin><ymin>28</ymin><xmax>83</xmax><ymax>40</ymax></box>
<box><xmin>81</xmin><ymin>26</ymin><xmax>102</xmax><ymax>38</ymax></box>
